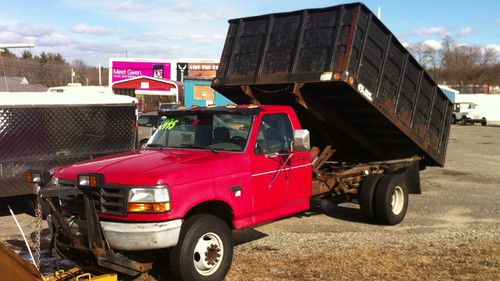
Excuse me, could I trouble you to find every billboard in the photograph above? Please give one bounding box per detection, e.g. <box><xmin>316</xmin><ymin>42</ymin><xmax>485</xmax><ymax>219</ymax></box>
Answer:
<box><xmin>176</xmin><ymin>63</ymin><xmax>219</xmax><ymax>81</ymax></box>
<box><xmin>109</xmin><ymin>58</ymin><xmax>219</xmax><ymax>84</ymax></box>
<box><xmin>111</xmin><ymin>60</ymin><xmax>172</xmax><ymax>83</ymax></box>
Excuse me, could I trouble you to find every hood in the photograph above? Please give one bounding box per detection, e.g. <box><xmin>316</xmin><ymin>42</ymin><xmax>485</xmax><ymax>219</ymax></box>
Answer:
<box><xmin>54</xmin><ymin>148</ymin><xmax>249</xmax><ymax>186</ymax></box>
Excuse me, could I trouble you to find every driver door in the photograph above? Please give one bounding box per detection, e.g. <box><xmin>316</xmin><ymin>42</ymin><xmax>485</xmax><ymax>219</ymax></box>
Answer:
<box><xmin>250</xmin><ymin>113</ymin><xmax>305</xmax><ymax>225</ymax></box>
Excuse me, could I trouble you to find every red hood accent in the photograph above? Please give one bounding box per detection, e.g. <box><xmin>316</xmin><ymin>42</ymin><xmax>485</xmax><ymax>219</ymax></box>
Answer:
<box><xmin>54</xmin><ymin>149</ymin><xmax>248</xmax><ymax>186</ymax></box>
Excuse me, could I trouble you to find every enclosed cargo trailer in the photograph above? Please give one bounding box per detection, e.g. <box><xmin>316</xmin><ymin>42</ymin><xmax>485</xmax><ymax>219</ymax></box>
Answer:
<box><xmin>0</xmin><ymin>92</ymin><xmax>137</xmax><ymax>198</ymax></box>
<box><xmin>212</xmin><ymin>2</ymin><xmax>452</xmax><ymax>167</ymax></box>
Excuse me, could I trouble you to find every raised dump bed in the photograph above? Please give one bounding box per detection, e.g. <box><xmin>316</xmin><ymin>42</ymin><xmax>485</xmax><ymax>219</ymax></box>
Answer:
<box><xmin>212</xmin><ymin>2</ymin><xmax>452</xmax><ymax>167</ymax></box>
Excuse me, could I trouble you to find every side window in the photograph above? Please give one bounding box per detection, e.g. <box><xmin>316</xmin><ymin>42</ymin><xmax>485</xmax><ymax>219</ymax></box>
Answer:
<box><xmin>255</xmin><ymin>114</ymin><xmax>293</xmax><ymax>154</ymax></box>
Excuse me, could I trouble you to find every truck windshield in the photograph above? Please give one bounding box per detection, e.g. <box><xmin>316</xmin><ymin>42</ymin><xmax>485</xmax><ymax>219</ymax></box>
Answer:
<box><xmin>148</xmin><ymin>113</ymin><xmax>253</xmax><ymax>152</ymax></box>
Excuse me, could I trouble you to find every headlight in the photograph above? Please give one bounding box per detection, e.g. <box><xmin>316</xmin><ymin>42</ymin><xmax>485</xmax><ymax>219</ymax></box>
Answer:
<box><xmin>128</xmin><ymin>186</ymin><xmax>170</xmax><ymax>213</ymax></box>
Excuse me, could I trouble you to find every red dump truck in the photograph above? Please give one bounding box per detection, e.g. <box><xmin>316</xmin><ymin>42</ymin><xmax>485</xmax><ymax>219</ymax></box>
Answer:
<box><xmin>26</xmin><ymin>3</ymin><xmax>452</xmax><ymax>281</ymax></box>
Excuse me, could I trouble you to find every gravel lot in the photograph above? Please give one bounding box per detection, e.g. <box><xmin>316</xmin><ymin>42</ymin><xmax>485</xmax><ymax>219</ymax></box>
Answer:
<box><xmin>227</xmin><ymin>125</ymin><xmax>500</xmax><ymax>280</ymax></box>
<box><xmin>1</xmin><ymin>125</ymin><xmax>499</xmax><ymax>280</ymax></box>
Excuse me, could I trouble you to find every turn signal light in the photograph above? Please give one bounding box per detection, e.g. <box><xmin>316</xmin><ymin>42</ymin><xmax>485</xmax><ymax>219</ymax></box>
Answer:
<box><xmin>25</xmin><ymin>172</ymin><xmax>33</xmax><ymax>183</ymax></box>
<box><xmin>128</xmin><ymin>202</ymin><xmax>170</xmax><ymax>213</ymax></box>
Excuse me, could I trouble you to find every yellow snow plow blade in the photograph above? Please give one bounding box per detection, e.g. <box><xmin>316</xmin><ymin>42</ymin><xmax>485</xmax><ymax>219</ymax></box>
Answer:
<box><xmin>0</xmin><ymin>241</ymin><xmax>43</xmax><ymax>281</ymax></box>
<box><xmin>0</xmin><ymin>242</ymin><xmax>117</xmax><ymax>281</ymax></box>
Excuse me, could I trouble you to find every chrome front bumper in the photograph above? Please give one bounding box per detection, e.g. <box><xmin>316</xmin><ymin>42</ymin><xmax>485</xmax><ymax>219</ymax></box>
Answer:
<box><xmin>48</xmin><ymin>215</ymin><xmax>182</xmax><ymax>251</ymax></box>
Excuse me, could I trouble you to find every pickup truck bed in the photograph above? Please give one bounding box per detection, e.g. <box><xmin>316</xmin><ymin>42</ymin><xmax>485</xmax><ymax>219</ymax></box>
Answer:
<box><xmin>212</xmin><ymin>2</ymin><xmax>452</xmax><ymax>167</ymax></box>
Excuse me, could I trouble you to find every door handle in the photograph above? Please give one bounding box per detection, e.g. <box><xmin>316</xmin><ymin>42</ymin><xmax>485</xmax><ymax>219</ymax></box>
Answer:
<box><xmin>268</xmin><ymin>153</ymin><xmax>294</xmax><ymax>188</ymax></box>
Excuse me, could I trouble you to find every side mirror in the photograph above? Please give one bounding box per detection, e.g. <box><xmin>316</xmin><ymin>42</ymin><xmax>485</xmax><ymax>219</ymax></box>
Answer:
<box><xmin>292</xmin><ymin>129</ymin><xmax>310</xmax><ymax>152</ymax></box>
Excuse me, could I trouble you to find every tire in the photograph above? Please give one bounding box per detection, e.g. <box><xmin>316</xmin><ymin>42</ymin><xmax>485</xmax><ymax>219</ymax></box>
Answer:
<box><xmin>359</xmin><ymin>174</ymin><xmax>383</xmax><ymax>222</ymax></box>
<box><xmin>481</xmin><ymin>118</ymin><xmax>487</xmax><ymax>126</ymax></box>
<box><xmin>168</xmin><ymin>214</ymin><xmax>233</xmax><ymax>281</ymax></box>
<box><xmin>374</xmin><ymin>174</ymin><xmax>409</xmax><ymax>225</ymax></box>
<box><xmin>460</xmin><ymin>117</ymin><xmax>467</xmax><ymax>125</ymax></box>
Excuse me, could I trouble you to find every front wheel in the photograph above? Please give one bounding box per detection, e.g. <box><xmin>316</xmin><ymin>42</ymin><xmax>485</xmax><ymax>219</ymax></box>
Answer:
<box><xmin>169</xmin><ymin>214</ymin><xmax>233</xmax><ymax>281</ymax></box>
<box><xmin>374</xmin><ymin>174</ymin><xmax>409</xmax><ymax>225</ymax></box>
<box><xmin>481</xmin><ymin>118</ymin><xmax>487</xmax><ymax>126</ymax></box>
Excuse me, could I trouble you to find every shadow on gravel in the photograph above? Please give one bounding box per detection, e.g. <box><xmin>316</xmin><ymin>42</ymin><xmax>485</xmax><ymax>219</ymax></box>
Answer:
<box><xmin>0</xmin><ymin>195</ymin><xmax>35</xmax><ymax>217</ymax></box>
<box><xmin>234</xmin><ymin>228</ymin><xmax>268</xmax><ymax>246</ymax></box>
<box><xmin>302</xmin><ymin>199</ymin><xmax>368</xmax><ymax>224</ymax></box>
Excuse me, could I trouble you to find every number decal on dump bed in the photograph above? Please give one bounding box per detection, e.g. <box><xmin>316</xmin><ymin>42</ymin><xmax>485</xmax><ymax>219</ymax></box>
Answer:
<box><xmin>357</xmin><ymin>83</ymin><xmax>373</xmax><ymax>101</ymax></box>
<box><xmin>159</xmin><ymin>118</ymin><xmax>179</xmax><ymax>130</ymax></box>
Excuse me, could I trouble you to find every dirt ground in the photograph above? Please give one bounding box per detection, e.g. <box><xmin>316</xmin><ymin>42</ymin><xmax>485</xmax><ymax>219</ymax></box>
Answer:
<box><xmin>226</xmin><ymin>125</ymin><xmax>500</xmax><ymax>280</ymax></box>
<box><xmin>0</xmin><ymin>125</ymin><xmax>499</xmax><ymax>280</ymax></box>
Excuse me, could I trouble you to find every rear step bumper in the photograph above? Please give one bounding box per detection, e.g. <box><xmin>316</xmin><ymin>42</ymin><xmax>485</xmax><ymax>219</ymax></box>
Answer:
<box><xmin>48</xmin><ymin>215</ymin><xmax>182</xmax><ymax>251</ymax></box>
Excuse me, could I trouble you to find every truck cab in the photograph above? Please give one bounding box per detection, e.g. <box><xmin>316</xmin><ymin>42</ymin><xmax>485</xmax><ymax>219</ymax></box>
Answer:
<box><xmin>45</xmin><ymin>105</ymin><xmax>312</xmax><ymax>280</ymax></box>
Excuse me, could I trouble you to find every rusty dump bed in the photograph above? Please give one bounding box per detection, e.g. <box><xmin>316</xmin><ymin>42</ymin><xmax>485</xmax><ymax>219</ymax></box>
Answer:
<box><xmin>212</xmin><ymin>2</ymin><xmax>452</xmax><ymax>167</ymax></box>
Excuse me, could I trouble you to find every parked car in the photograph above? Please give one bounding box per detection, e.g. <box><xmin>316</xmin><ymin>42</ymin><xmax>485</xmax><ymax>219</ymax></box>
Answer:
<box><xmin>159</xmin><ymin>102</ymin><xmax>180</xmax><ymax>111</ymax></box>
<box><xmin>137</xmin><ymin>111</ymin><xmax>161</xmax><ymax>148</ymax></box>
<box><xmin>452</xmin><ymin>102</ymin><xmax>487</xmax><ymax>126</ymax></box>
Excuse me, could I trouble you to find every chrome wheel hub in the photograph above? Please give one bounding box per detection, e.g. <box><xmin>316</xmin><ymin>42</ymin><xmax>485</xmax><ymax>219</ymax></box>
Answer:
<box><xmin>193</xmin><ymin>232</ymin><xmax>224</xmax><ymax>276</ymax></box>
<box><xmin>391</xmin><ymin>186</ymin><xmax>404</xmax><ymax>215</ymax></box>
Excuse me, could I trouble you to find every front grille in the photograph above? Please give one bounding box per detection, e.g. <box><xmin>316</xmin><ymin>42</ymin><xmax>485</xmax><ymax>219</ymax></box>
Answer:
<box><xmin>59</xmin><ymin>183</ymin><xmax>127</xmax><ymax>216</ymax></box>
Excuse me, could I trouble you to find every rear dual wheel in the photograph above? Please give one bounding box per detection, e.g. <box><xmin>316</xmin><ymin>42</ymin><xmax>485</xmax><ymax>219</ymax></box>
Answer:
<box><xmin>359</xmin><ymin>174</ymin><xmax>409</xmax><ymax>225</ymax></box>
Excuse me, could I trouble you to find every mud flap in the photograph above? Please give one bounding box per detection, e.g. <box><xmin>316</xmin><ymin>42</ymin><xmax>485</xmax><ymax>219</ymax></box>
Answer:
<box><xmin>402</xmin><ymin>161</ymin><xmax>421</xmax><ymax>194</ymax></box>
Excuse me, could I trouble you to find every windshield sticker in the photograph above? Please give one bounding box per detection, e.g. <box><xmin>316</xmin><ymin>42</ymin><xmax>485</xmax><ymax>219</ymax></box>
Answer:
<box><xmin>159</xmin><ymin>118</ymin><xmax>179</xmax><ymax>130</ymax></box>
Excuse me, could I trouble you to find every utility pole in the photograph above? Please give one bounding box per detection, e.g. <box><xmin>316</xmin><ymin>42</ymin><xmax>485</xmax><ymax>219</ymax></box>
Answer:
<box><xmin>71</xmin><ymin>68</ymin><xmax>75</xmax><ymax>84</ymax></box>
<box><xmin>98</xmin><ymin>63</ymin><xmax>102</xmax><ymax>86</ymax></box>
<box><xmin>125</xmin><ymin>50</ymin><xmax>128</xmax><ymax>58</ymax></box>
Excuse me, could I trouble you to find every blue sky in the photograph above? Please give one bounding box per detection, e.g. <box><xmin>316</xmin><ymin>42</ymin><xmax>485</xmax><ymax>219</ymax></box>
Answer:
<box><xmin>0</xmin><ymin>0</ymin><xmax>498</xmax><ymax>66</ymax></box>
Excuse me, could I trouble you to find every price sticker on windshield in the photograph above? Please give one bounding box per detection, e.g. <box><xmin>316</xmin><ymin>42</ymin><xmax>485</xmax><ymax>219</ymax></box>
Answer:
<box><xmin>159</xmin><ymin>118</ymin><xmax>179</xmax><ymax>130</ymax></box>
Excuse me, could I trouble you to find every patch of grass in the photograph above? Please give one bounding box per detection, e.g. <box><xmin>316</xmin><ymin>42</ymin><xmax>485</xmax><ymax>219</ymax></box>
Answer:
<box><xmin>228</xmin><ymin>240</ymin><xmax>500</xmax><ymax>281</ymax></box>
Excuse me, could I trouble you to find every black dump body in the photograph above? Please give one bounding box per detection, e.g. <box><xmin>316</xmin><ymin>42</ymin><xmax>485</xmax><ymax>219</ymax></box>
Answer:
<box><xmin>0</xmin><ymin>105</ymin><xmax>136</xmax><ymax>197</ymax></box>
<box><xmin>212</xmin><ymin>2</ymin><xmax>452</xmax><ymax>167</ymax></box>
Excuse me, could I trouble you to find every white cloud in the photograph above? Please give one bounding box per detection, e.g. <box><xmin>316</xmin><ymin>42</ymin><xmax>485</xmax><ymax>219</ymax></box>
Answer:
<box><xmin>422</xmin><ymin>39</ymin><xmax>442</xmax><ymax>50</ymax></box>
<box><xmin>171</xmin><ymin>34</ymin><xmax>224</xmax><ymax>44</ymax></box>
<box><xmin>0</xmin><ymin>22</ymin><xmax>73</xmax><ymax>47</ymax></box>
<box><xmin>37</xmin><ymin>32</ymin><xmax>74</xmax><ymax>47</ymax></box>
<box><xmin>191</xmin><ymin>13</ymin><xmax>217</xmax><ymax>21</ymax></box>
<box><xmin>109</xmin><ymin>0</ymin><xmax>149</xmax><ymax>12</ymax></box>
<box><xmin>172</xmin><ymin>2</ymin><xmax>194</xmax><ymax>13</ymax></box>
<box><xmin>410</xmin><ymin>26</ymin><xmax>450</xmax><ymax>36</ymax></box>
<box><xmin>459</xmin><ymin>27</ymin><xmax>474</xmax><ymax>36</ymax></box>
<box><xmin>76</xmin><ymin>40</ymin><xmax>123</xmax><ymax>53</ymax></box>
<box><xmin>74</xmin><ymin>24</ymin><xmax>117</xmax><ymax>35</ymax></box>
<box><xmin>406</xmin><ymin>40</ymin><xmax>442</xmax><ymax>51</ymax></box>
<box><xmin>16</xmin><ymin>22</ymin><xmax>53</xmax><ymax>37</ymax></box>
<box><xmin>485</xmin><ymin>44</ymin><xmax>500</xmax><ymax>53</ymax></box>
